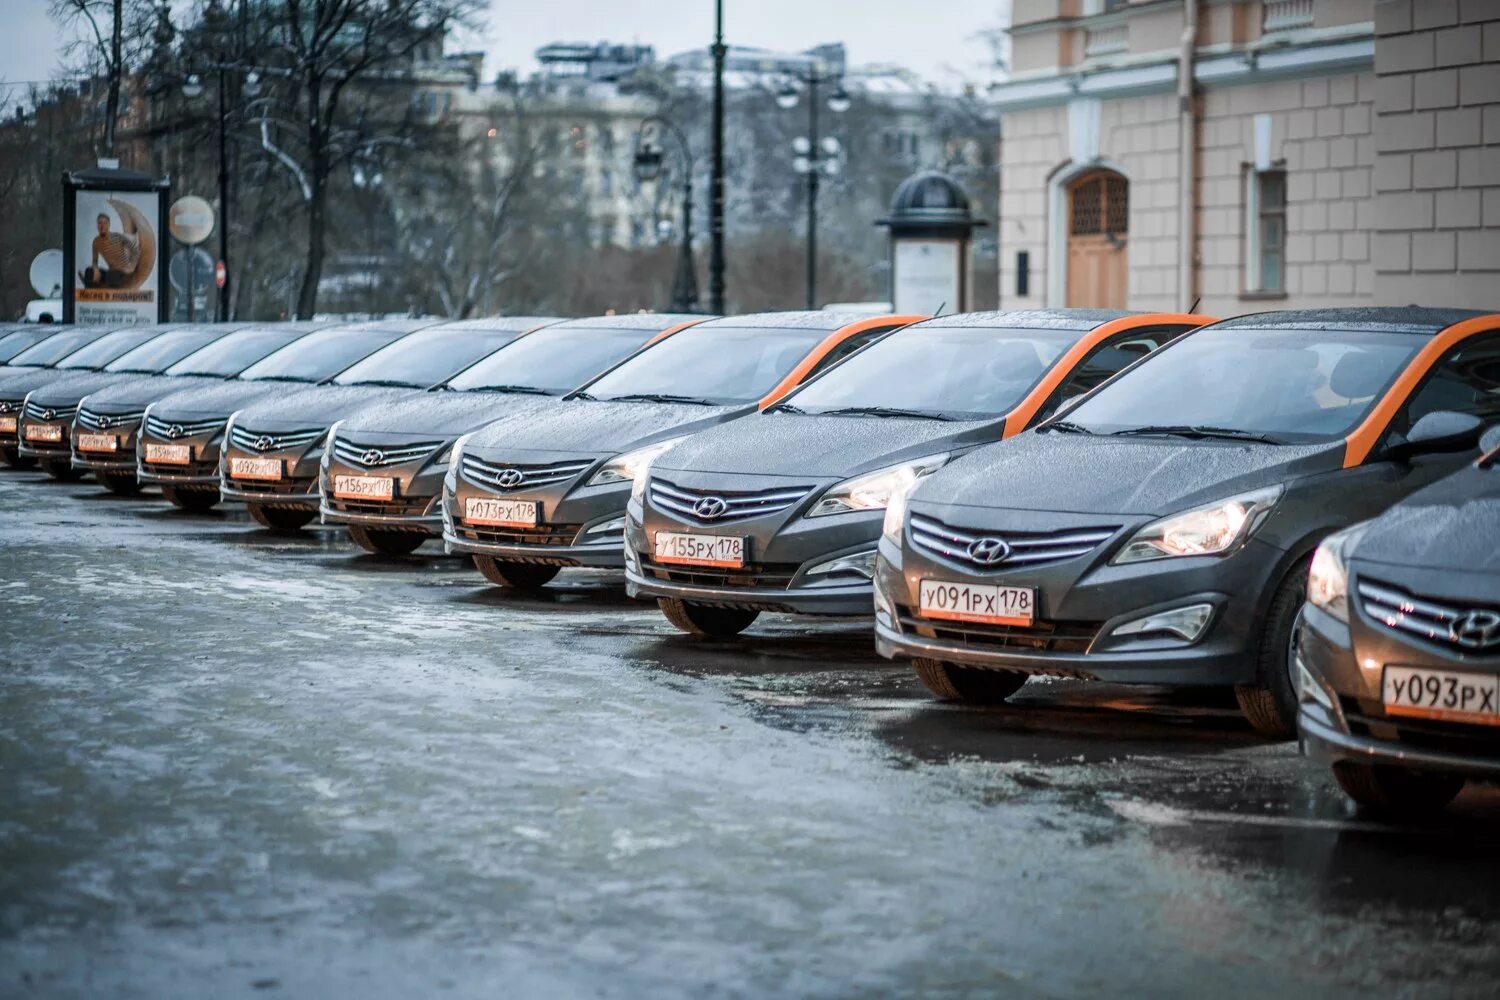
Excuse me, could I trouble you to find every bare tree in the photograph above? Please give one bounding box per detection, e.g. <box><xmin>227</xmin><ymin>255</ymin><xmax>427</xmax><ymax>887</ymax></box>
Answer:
<box><xmin>48</xmin><ymin>0</ymin><xmax>155</xmax><ymax>155</ymax></box>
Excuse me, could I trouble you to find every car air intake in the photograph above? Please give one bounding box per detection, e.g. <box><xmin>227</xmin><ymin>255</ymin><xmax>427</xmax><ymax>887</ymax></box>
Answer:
<box><xmin>1357</xmin><ymin>578</ymin><xmax>1500</xmax><ymax>653</ymax></box>
<box><xmin>229</xmin><ymin>424</ymin><xmax>325</xmax><ymax>452</ymax></box>
<box><xmin>909</xmin><ymin>513</ymin><xmax>1116</xmax><ymax>572</ymax></box>
<box><xmin>648</xmin><ymin>477</ymin><xmax>812</xmax><ymax>524</ymax></box>
<box><xmin>331</xmin><ymin>437</ymin><xmax>444</xmax><ymax>467</ymax></box>
<box><xmin>459</xmin><ymin>454</ymin><xmax>593</xmax><ymax>492</ymax></box>
<box><xmin>76</xmin><ymin>408</ymin><xmax>145</xmax><ymax>430</ymax></box>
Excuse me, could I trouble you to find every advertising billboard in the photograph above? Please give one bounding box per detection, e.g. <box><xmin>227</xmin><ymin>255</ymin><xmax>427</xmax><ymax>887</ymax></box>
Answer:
<box><xmin>62</xmin><ymin>166</ymin><xmax>170</xmax><ymax>325</ymax></box>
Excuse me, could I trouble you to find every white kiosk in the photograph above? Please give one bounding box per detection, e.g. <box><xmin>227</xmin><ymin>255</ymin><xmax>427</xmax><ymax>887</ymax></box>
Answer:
<box><xmin>876</xmin><ymin>171</ymin><xmax>985</xmax><ymax>317</ymax></box>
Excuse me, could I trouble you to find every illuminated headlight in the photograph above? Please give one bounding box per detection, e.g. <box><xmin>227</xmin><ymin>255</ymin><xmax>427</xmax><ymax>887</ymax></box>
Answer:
<box><xmin>881</xmin><ymin>479</ymin><xmax>917</xmax><ymax>543</ymax></box>
<box><xmin>804</xmin><ymin>549</ymin><xmax>878</xmax><ymax>582</ymax></box>
<box><xmin>808</xmin><ymin>454</ymin><xmax>950</xmax><ymax>518</ymax></box>
<box><xmin>583</xmin><ymin>516</ymin><xmax>627</xmax><ymax>542</ymax></box>
<box><xmin>1112</xmin><ymin>486</ymin><xmax>1281</xmax><ymax>565</ymax></box>
<box><xmin>1110</xmin><ymin>603</ymin><xmax>1214</xmax><ymax>643</ymax></box>
<box><xmin>588</xmin><ymin>436</ymin><xmax>687</xmax><ymax>490</ymax></box>
<box><xmin>1308</xmin><ymin>522</ymin><xmax>1366</xmax><ymax>625</ymax></box>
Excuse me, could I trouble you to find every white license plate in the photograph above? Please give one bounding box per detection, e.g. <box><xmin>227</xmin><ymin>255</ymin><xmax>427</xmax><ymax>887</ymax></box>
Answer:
<box><xmin>465</xmin><ymin>496</ymin><xmax>538</xmax><ymax>527</ymax></box>
<box><xmin>334</xmin><ymin>474</ymin><xmax>394</xmax><ymax>501</ymax></box>
<box><xmin>1384</xmin><ymin>665</ymin><xmax>1500</xmax><ymax>727</ymax></box>
<box><xmin>76</xmin><ymin>433</ymin><xmax>119</xmax><ymax>453</ymax></box>
<box><xmin>654</xmin><ymin>531</ymin><xmax>745</xmax><ymax>568</ymax></box>
<box><xmin>145</xmin><ymin>442</ymin><xmax>191</xmax><ymax>465</ymax></box>
<box><xmin>229</xmin><ymin>456</ymin><xmax>282</xmax><ymax>481</ymax></box>
<box><xmin>0</xmin><ymin>415</ymin><xmax>15</xmax><ymax>434</ymax></box>
<box><xmin>23</xmin><ymin>423</ymin><xmax>62</xmax><ymax>443</ymax></box>
<box><xmin>919</xmin><ymin>579</ymin><xmax>1036</xmax><ymax>626</ymax></box>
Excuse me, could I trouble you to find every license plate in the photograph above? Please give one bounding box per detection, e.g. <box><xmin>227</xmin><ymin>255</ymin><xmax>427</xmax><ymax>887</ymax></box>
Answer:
<box><xmin>145</xmin><ymin>442</ymin><xmax>191</xmax><ymax>465</ymax></box>
<box><xmin>1384</xmin><ymin>665</ymin><xmax>1500</xmax><ymax>727</ymax></box>
<box><xmin>229</xmin><ymin>456</ymin><xmax>282</xmax><ymax>481</ymax></box>
<box><xmin>465</xmin><ymin>496</ymin><xmax>538</xmax><ymax>527</ymax></box>
<box><xmin>23</xmin><ymin>423</ymin><xmax>62</xmax><ymax>443</ymax></box>
<box><xmin>334</xmin><ymin>474</ymin><xmax>394</xmax><ymax>501</ymax></box>
<box><xmin>0</xmin><ymin>415</ymin><xmax>15</xmax><ymax>434</ymax></box>
<box><xmin>919</xmin><ymin>579</ymin><xmax>1036</xmax><ymax>626</ymax></box>
<box><xmin>76</xmin><ymin>433</ymin><xmax>119</xmax><ymax>453</ymax></box>
<box><xmin>654</xmin><ymin>531</ymin><xmax>745</xmax><ymax>568</ymax></box>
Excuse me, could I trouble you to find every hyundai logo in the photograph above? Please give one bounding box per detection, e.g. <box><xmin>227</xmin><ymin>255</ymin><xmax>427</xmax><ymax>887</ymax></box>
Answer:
<box><xmin>41</xmin><ymin>408</ymin><xmax>55</xmax><ymax>421</ymax></box>
<box><xmin>965</xmin><ymin>536</ymin><xmax>1012</xmax><ymax>566</ymax></box>
<box><xmin>254</xmin><ymin>435</ymin><xmax>276</xmax><ymax>452</ymax></box>
<box><xmin>693</xmin><ymin>496</ymin><xmax>730</xmax><ymax>520</ymax></box>
<box><xmin>97</xmin><ymin>415</ymin><xmax>112</xmax><ymax>429</ymax></box>
<box><xmin>361</xmin><ymin>449</ymin><xmax>385</xmax><ymax>466</ymax></box>
<box><xmin>495</xmin><ymin>468</ymin><xmax>526</xmax><ymax>489</ymax></box>
<box><xmin>167</xmin><ymin>424</ymin><xmax>185</xmax><ymax>439</ymax></box>
<box><xmin>1450</xmin><ymin>609</ymin><xmax>1500</xmax><ymax>650</ymax></box>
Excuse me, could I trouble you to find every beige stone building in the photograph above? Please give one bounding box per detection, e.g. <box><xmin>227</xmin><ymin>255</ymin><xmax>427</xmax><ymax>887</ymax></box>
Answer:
<box><xmin>992</xmin><ymin>0</ymin><xmax>1500</xmax><ymax>315</ymax></box>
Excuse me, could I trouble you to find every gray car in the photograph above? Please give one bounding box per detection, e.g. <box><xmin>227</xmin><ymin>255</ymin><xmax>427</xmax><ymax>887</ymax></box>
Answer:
<box><xmin>625</xmin><ymin>309</ymin><xmax>1207</xmax><ymax>637</ymax></box>
<box><xmin>874</xmin><ymin>307</ymin><xmax>1500</xmax><ymax>737</ymax></box>
<box><xmin>0</xmin><ymin>325</ymin><xmax>68</xmax><ymax>367</ymax></box>
<box><xmin>1297</xmin><ymin>424</ymin><xmax>1500</xmax><ymax>814</ymax></box>
<box><xmin>318</xmin><ymin>314</ymin><xmax>708</xmax><ymax>557</ymax></box>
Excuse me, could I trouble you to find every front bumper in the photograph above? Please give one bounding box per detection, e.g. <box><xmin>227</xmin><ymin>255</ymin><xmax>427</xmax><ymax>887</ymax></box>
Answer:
<box><xmin>443</xmin><ymin>523</ymin><xmax>624</xmax><ymax>567</ymax></box>
<box><xmin>73</xmin><ymin>428</ymin><xmax>141</xmax><ymax>473</ymax></box>
<box><xmin>321</xmin><ymin>496</ymin><xmax>442</xmax><ymax>532</ymax></box>
<box><xmin>444</xmin><ymin>470</ymin><xmax>630</xmax><ymax>567</ymax></box>
<box><xmin>625</xmin><ymin>563</ymin><xmax>873</xmax><ymax>614</ymax></box>
<box><xmin>220</xmin><ymin>477</ymin><xmax>320</xmax><ymax>507</ymax></box>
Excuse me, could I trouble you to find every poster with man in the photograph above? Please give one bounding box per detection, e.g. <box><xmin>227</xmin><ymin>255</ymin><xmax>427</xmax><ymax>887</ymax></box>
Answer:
<box><xmin>63</xmin><ymin>166</ymin><xmax>170</xmax><ymax>325</ymax></box>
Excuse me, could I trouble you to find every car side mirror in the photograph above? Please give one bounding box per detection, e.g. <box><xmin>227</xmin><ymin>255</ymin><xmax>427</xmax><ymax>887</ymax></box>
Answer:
<box><xmin>1390</xmin><ymin>410</ymin><xmax>1484</xmax><ymax>459</ymax></box>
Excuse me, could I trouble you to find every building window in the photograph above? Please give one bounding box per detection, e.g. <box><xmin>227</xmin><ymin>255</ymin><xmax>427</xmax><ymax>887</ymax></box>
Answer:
<box><xmin>1245</xmin><ymin>169</ymin><xmax>1286</xmax><ymax>294</ymax></box>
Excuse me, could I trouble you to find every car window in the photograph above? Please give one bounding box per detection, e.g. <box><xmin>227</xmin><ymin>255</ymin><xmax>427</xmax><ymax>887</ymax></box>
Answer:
<box><xmin>8</xmin><ymin>328</ymin><xmax>109</xmax><ymax>367</ymax></box>
<box><xmin>1386</xmin><ymin>333</ymin><xmax>1500</xmax><ymax>440</ymax></box>
<box><xmin>802</xmin><ymin>326</ymin><xmax>896</xmax><ymax>380</ymax></box>
<box><xmin>445</xmin><ymin>326</ymin><xmax>657</xmax><ymax>394</ymax></box>
<box><xmin>165</xmin><ymin>327</ymin><xmax>305</xmax><ymax>377</ymax></box>
<box><xmin>105</xmin><ymin>328</ymin><xmax>223</xmax><ymax>373</ymax></box>
<box><xmin>580</xmin><ymin>325</ymin><xmax>834</xmax><ymax>405</ymax></box>
<box><xmin>1033</xmin><ymin>325</ymin><xmax>1192</xmax><ymax>423</ymax></box>
<box><xmin>239</xmin><ymin>328</ymin><xmax>409</xmax><ymax>383</ymax></box>
<box><xmin>331</xmin><ymin>329</ymin><xmax>525</xmax><ymax>388</ymax></box>
<box><xmin>0</xmin><ymin>329</ymin><xmax>58</xmax><ymax>363</ymax></box>
<box><xmin>57</xmin><ymin>327</ymin><xmax>163</xmax><ymax>370</ymax></box>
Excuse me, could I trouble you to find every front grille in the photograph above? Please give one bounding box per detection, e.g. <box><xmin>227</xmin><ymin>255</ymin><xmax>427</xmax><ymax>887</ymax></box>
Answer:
<box><xmin>76</xmin><ymin>408</ymin><xmax>144</xmax><ymax>431</ymax></box>
<box><xmin>459</xmin><ymin>454</ymin><xmax>593</xmax><ymax>492</ymax></box>
<box><xmin>639</xmin><ymin>552</ymin><xmax>800</xmax><ymax>589</ymax></box>
<box><xmin>228</xmin><ymin>424</ymin><xmax>325</xmax><ymax>453</ymax></box>
<box><xmin>145</xmin><ymin>413</ymin><xmax>225</xmax><ymax>439</ymax></box>
<box><xmin>331</xmin><ymin>437</ymin><xmax>443</xmax><ymax>468</ymax></box>
<box><xmin>648</xmin><ymin>477</ymin><xmax>812</xmax><ymax>524</ymax></box>
<box><xmin>452</xmin><ymin>521</ymin><xmax>584</xmax><ymax>555</ymax></box>
<box><xmin>24</xmin><ymin>401</ymin><xmax>78</xmax><ymax>421</ymax></box>
<box><xmin>1358</xmin><ymin>578</ymin><xmax>1500</xmax><ymax>654</ymax></box>
<box><xmin>909</xmin><ymin>514</ymin><xmax>1116</xmax><ymax>573</ymax></box>
<box><xmin>896</xmin><ymin>604</ymin><xmax>1103</xmax><ymax>657</ymax></box>
<box><xmin>327</xmin><ymin>495</ymin><xmax>434</xmax><ymax>517</ymax></box>
<box><xmin>1341</xmin><ymin>696</ymin><xmax>1500</xmax><ymax>755</ymax></box>
<box><xmin>0</xmin><ymin>399</ymin><xmax>18</xmax><ymax>414</ymax></box>
<box><xmin>142</xmin><ymin>458</ymin><xmax>218</xmax><ymax>477</ymax></box>
<box><xmin>230</xmin><ymin>477</ymin><xmax>315</xmax><ymax>496</ymax></box>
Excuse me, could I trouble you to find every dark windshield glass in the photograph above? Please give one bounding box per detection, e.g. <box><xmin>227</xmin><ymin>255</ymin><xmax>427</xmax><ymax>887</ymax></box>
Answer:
<box><xmin>445</xmin><ymin>326</ymin><xmax>656</xmax><ymax>394</ymax></box>
<box><xmin>784</xmin><ymin>326</ymin><xmax>1079</xmax><ymax>419</ymax></box>
<box><xmin>1063</xmin><ymin>327</ymin><xmax>1424</xmax><ymax>442</ymax></box>
<box><xmin>105</xmin><ymin>328</ymin><xmax>222</xmax><ymax>373</ymax></box>
<box><xmin>581</xmin><ymin>325</ymin><xmax>832</xmax><ymax>404</ymax></box>
<box><xmin>332</xmin><ymin>329</ymin><xmax>528</xmax><ymax>387</ymax></box>
<box><xmin>58</xmin><ymin>328</ymin><xmax>163</xmax><ymax>370</ymax></box>
<box><xmin>9</xmin><ymin>328</ymin><xmax>110</xmax><ymax>367</ymax></box>
<box><xmin>239</xmin><ymin>328</ymin><xmax>408</xmax><ymax>383</ymax></box>
<box><xmin>165</xmin><ymin>327</ymin><xmax>305</xmax><ymax>377</ymax></box>
<box><xmin>0</xmin><ymin>329</ymin><xmax>60</xmax><ymax>363</ymax></box>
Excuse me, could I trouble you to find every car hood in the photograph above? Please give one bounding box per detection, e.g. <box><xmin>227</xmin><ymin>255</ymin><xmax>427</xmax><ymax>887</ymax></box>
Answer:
<box><xmin>1353</xmin><ymin>464</ymin><xmax>1500</xmax><ymax>573</ymax></box>
<box><xmin>23</xmin><ymin>371</ymin><xmax>139</xmax><ymax>407</ymax></box>
<box><xmin>335</xmin><ymin>390</ymin><xmax>558</xmax><ymax>439</ymax></box>
<box><xmin>0</xmin><ymin>368</ymin><xmax>88</xmax><ymax>400</ymax></box>
<box><xmin>146</xmin><ymin>380</ymin><xmax>295</xmax><ymax>421</ymax></box>
<box><xmin>465</xmin><ymin>399</ymin><xmax>747</xmax><ymax>460</ymax></box>
<box><xmin>75</xmin><ymin>374</ymin><xmax>223</xmax><ymax>412</ymax></box>
<box><xmin>230</xmin><ymin>385</ymin><xmax>419</xmax><ymax>431</ymax></box>
<box><xmin>654</xmin><ymin>412</ymin><xmax>1000</xmax><ymax>479</ymax></box>
<box><xmin>910</xmin><ymin>432</ymin><xmax>1342</xmax><ymax>518</ymax></box>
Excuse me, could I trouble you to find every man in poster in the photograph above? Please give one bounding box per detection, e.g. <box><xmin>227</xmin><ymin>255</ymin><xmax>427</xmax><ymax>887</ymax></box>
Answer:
<box><xmin>84</xmin><ymin>206</ymin><xmax>143</xmax><ymax>288</ymax></box>
<box><xmin>71</xmin><ymin>190</ymin><xmax>162</xmax><ymax>325</ymax></box>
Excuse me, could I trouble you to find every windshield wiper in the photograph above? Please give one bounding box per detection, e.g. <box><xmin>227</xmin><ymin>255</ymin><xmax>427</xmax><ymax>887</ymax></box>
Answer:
<box><xmin>249</xmin><ymin>375</ymin><xmax>313</xmax><ymax>383</ymax></box>
<box><xmin>819</xmin><ymin>405</ymin><xmax>955</xmax><ymax>421</ymax></box>
<box><xmin>1038</xmin><ymin>421</ymin><xmax>1094</xmax><ymax>435</ymax></box>
<box><xmin>604</xmin><ymin>393</ymin><xmax>718</xmax><ymax>406</ymax></box>
<box><xmin>767</xmin><ymin>402</ymin><xmax>808</xmax><ymax>414</ymax></box>
<box><xmin>347</xmin><ymin>379</ymin><xmax>421</xmax><ymax>389</ymax></box>
<box><xmin>465</xmin><ymin>383</ymin><xmax>552</xmax><ymax>395</ymax></box>
<box><xmin>569</xmin><ymin>391</ymin><xmax>599</xmax><ymax>401</ymax></box>
<box><xmin>1111</xmin><ymin>424</ymin><xmax>1283</xmax><ymax>444</ymax></box>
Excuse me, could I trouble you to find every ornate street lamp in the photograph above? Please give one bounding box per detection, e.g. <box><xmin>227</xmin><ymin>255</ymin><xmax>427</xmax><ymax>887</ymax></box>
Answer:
<box><xmin>633</xmin><ymin>117</ymin><xmax>700</xmax><ymax>313</ymax></box>
<box><xmin>773</xmin><ymin>66</ymin><xmax>850</xmax><ymax>310</ymax></box>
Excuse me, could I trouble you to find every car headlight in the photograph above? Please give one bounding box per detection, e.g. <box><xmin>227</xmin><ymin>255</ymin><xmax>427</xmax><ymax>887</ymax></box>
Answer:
<box><xmin>221</xmin><ymin>409</ymin><xmax>242</xmax><ymax>474</ymax></box>
<box><xmin>587</xmin><ymin>436</ymin><xmax>687</xmax><ymax>489</ymax></box>
<box><xmin>881</xmin><ymin>479</ymin><xmax>919</xmax><ymax>543</ymax></box>
<box><xmin>320</xmin><ymin>420</ymin><xmax>343</xmax><ymax>473</ymax></box>
<box><xmin>1112</xmin><ymin>486</ymin><xmax>1282</xmax><ymax>565</ymax></box>
<box><xmin>1308</xmin><ymin>522</ymin><xmax>1367</xmax><ymax>624</ymax></box>
<box><xmin>444</xmin><ymin>432</ymin><xmax>473</xmax><ymax>495</ymax></box>
<box><xmin>809</xmin><ymin>454</ymin><xmax>951</xmax><ymax>519</ymax></box>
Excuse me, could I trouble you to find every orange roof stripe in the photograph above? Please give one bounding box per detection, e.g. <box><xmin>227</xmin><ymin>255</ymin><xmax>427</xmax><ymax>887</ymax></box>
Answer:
<box><xmin>757</xmin><ymin>314</ymin><xmax>927</xmax><ymax>408</ymax></box>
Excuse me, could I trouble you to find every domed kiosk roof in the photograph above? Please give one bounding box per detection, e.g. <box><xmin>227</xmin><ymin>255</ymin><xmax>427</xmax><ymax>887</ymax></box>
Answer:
<box><xmin>877</xmin><ymin>170</ymin><xmax>985</xmax><ymax>235</ymax></box>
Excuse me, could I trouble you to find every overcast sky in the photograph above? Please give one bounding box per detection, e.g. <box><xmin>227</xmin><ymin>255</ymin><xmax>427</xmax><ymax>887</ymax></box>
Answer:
<box><xmin>1</xmin><ymin>0</ymin><xmax>1008</xmax><ymax>105</ymax></box>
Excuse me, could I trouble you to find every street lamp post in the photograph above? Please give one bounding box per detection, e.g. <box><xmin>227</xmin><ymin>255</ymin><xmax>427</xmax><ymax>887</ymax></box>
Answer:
<box><xmin>775</xmin><ymin>69</ymin><xmax>850</xmax><ymax>311</ymax></box>
<box><xmin>709</xmin><ymin>0</ymin><xmax>726</xmax><ymax>315</ymax></box>
<box><xmin>633</xmin><ymin>117</ymin><xmax>699</xmax><ymax>312</ymax></box>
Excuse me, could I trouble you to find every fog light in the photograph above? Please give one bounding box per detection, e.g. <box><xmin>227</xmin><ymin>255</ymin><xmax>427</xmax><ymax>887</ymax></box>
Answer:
<box><xmin>805</xmin><ymin>550</ymin><xmax>878</xmax><ymax>582</ymax></box>
<box><xmin>1295</xmin><ymin>653</ymin><xmax>1335</xmax><ymax>711</ymax></box>
<box><xmin>872</xmin><ymin>566</ymin><xmax>894</xmax><ymax>627</ymax></box>
<box><xmin>583</xmin><ymin>516</ymin><xmax>627</xmax><ymax>543</ymax></box>
<box><xmin>624</xmin><ymin>546</ymin><xmax>641</xmax><ymax>573</ymax></box>
<box><xmin>1111</xmin><ymin>603</ymin><xmax>1214</xmax><ymax>643</ymax></box>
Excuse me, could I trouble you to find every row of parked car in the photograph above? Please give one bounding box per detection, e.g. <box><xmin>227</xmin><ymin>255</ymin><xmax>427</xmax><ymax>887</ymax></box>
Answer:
<box><xmin>2</xmin><ymin>307</ymin><xmax>1497</xmax><ymax>815</ymax></box>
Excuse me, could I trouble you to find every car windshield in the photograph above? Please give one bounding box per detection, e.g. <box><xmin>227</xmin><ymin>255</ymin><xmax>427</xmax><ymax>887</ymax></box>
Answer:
<box><xmin>104</xmin><ymin>328</ymin><xmax>222</xmax><ymax>373</ymax></box>
<box><xmin>331</xmin><ymin>329</ymin><xmax>525</xmax><ymax>388</ymax></box>
<box><xmin>781</xmin><ymin>326</ymin><xmax>1079</xmax><ymax>419</ymax></box>
<box><xmin>8</xmin><ymin>328</ymin><xmax>111</xmax><ymax>367</ymax></box>
<box><xmin>165</xmin><ymin>327</ymin><xmax>306</xmax><ymax>377</ymax></box>
<box><xmin>1062</xmin><ymin>326</ymin><xmax>1425</xmax><ymax>443</ymax></box>
<box><xmin>239</xmin><ymin>328</ymin><xmax>408</xmax><ymax>383</ymax></box>
<box><xmin>57</xmin><ymin>328</ymin><xmax>163</xmax><ymax>370</ymax></box>
<box><xmin>579</xmin><ymin>325</ymin><xmax>834</xmax><ymax>405</ymax></box>
<box><xmin>445</xmin><ymin>326</ymin><xmax>658</xmax><ymax>394</ymax></box>
<box><xmin>0</xmin><ymin>329</ymin><xmax>59</xmax><ymax>363</ymax></box>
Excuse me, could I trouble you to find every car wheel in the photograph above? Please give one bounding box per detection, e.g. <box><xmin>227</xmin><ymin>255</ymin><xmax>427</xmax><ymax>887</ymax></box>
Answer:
<box><xmin>348</xmin><ymin>525</ymin><xmax>425</xmax><ymax>556</ymax></box>
<box><xmin>473</xmin><ymin>555</ymin><xmax>560</xmax><ymax>592</ymax></box>
<box><xmin>247</xmin><ymin>503</ymin><xmax>314</xmax><ymax>533</ymax></box>
<box><xmin>100</xmin><ymin>472</ymin><xmax>141</xmax><ymax>496</ymax></box>
<box><xmin>161</xmin><ymin>485</ymin><xmax>220</xmax><ymax>512</ymax></box>
<box><xmin>1234</xmin><ymin>556</ymin><xmax>1310</xmax><ymax>740</ymax></box>
<box><xmin>1332</xmin><ymin>762</ymin><xmax>1465</xmax><ymax>815</ymax></box>
<box><xmin>1</xmin><ymin>447</ymin><xmax>36</xmax><ymax>470</ymax></box>
<box><xmin>912</xmin><ymin>658</ymin><xmax>1028</xmax><ymax>704</ymax></box>
<box><xmin>41</xmin><ymin>458</ymin><xmax>83</xmax><ymax>481</ymax></box>
<box><xmin>657</xmin><ymin>598</ymin><xmax>760</xmax><ymax>638</ymax></box>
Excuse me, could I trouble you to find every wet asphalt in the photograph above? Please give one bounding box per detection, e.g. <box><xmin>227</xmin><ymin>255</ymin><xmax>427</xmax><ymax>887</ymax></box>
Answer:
<box><xmin>0</xmin><ymin>469</ymin><xmax>1497</xmax><ymax>999</ymax></box>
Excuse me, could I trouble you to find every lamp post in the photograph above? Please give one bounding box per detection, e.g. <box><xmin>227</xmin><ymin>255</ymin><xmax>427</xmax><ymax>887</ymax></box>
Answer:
<box><xmin>774</xmin><ymin>67</ymin><xmax>850</xmax><ymax>310</ymax></box>
<box><xmin>708</xmin><ymin>0</ymin><xmax>726</xmax><ymax>316</ymax></box>
<box><xmin>633</xmin><ymin>117</ymin><xmax>700</xmax><ymax>312</ymax></box>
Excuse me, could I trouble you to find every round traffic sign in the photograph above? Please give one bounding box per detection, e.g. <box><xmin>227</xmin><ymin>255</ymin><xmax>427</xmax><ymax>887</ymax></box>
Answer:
<box><xmin>169</xmin><ymin>196</ymin><xmax>216</xmax><ymax>245</ymax></box>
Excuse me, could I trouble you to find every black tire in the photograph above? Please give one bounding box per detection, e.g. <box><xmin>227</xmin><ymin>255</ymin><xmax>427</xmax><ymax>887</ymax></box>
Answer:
<box><xmin>348</xmin><ymin>524</ymin><xmax>426</xmax><ymax>556</ymax></box>
<box><xmin>1</xmin><ymin>447</ymin><xmax>36</xmax><ymax>470</ymax></box>
<box><xmin>1333</xmin><ymin>762</ymin><xmax>1465</xmax><ymax>815</ymax></box>
<box><xmin>913</xmin><ymin>657</ymin><xmax>1029</xmax><ymax>704</ymax></box>
<box><xmin>100</xmin><ymin>472</ymin><xmax>142</xmax><ymax>496</ymax></box>
<box><xmin>247</xmin><ymin>503</ymin><xmax>315</xmax><ymax>533</ymax></box>
<box><xmin>41</xmin><ymin>458</ymin><xmax>83</xmax><ymax>481</ymax></box>
<box><xmin>473</xmin><ymin>555</ymin><xmax>559</xmax><ymax>592</ymax></box>
<box><xmin>1234</xmin><ymin>556</ymin><xmax>1311</xmax><ymax>740</ymax></box>
<box><xmin>161</xmin><ymin>484</ymin><xmax>220</xmax><ymax>512</ymax></box>
<box><xmin>658</xmin><ymin>598</ymin><xmax>761</xmax><ymax>638</ymax></box>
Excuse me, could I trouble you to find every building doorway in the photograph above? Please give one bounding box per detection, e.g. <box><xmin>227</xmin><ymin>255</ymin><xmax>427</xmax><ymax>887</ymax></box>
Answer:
<box><xmin>1065</xmin><ymin>169</ymin><xmax>1128</xmax><ymax>308</ymax></box>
